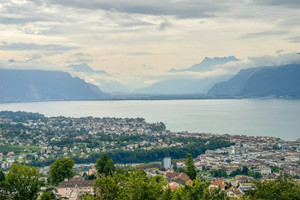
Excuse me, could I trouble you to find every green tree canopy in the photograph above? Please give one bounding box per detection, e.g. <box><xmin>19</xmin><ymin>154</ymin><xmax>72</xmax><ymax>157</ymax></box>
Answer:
<box><xmin>0</xmin><ymin>170</ymin><xmax>5</xmax><ymax>182</ymax></box>
<box><xmin>40</xmin><ymin>191</ymin><xmax>56</xmax><ymax>200</ymax></box>
<box><xmin>4</xmin><ymin>163</ymin><xmax>40</xmax><ymax>200</ymax></box>
<box><xmin>95</xmin><ymin>153</ymin><xmax>115</xmax><ymax>176</ymax></box>
<box><xmin>185</xmin><ymin>153</ymin><xmax>197</xmax><ymax>180</ymax></box>
<box><xmin>244</xmin><ymin>176</ymin><xmax>300</xmax><ymax>200</ymax></box>
<box><xmin>93</xmin><ymin>169</ymin><xmax>168</xmax><ymax>200</ymax></box>
<box><xmin>50</xmin><ymin>157</ymin><xmax>75</xmax><ymax>186</ymax></box>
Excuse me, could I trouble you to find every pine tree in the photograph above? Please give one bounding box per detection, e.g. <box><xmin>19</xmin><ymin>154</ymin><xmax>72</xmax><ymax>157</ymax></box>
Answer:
<box><xmin>185</xmin><ymin>153</ymin><xmax>197</xmax><ymax>180</ymax></box>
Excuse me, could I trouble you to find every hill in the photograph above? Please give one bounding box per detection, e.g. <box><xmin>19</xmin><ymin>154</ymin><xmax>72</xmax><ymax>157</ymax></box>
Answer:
<box><xmin>0</xmin><ymin>69</ymin><xmax>106</xmax><ymax>103</ymax></box>
<box><xmin>208</xmin><ymin>64</ymin><xmax>300</xmax><ymax>97</ymax></box>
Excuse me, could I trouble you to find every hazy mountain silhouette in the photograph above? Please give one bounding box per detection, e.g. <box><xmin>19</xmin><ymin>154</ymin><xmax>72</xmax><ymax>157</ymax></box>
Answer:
<box><xmin>169</xmin><ymin>56</ymin><xmax>239</xmax><ymax>73</ymax></box>
<box><xmin>208</xmin><ymin>64</ymin><xmax>300</xmax><ymax>97</ymax></box>
<box><xmin>134</xmin><ymin>75</ymin><xmax>232</xmax><ymax>94</ymax></box>
<box><xmin>68</xmin><ymin>63</ymin><xmax>109</xmax><ymax>75</ymax></box>
<box><xmin>0</xmin><ymin>69</ymin><xmax>106</xmax><ymax>103</ymax></box>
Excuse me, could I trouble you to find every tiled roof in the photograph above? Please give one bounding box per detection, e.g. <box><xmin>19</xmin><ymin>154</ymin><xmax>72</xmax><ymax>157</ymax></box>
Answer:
<box><xmin>58</xmin><ymin>176</ymin><xmax>94</xmax><ymax>188</ymax></box>
<box><xmin>210</xmin><ymin>179</ymin><xmax>226</xmax><ymax>189</ymax></box>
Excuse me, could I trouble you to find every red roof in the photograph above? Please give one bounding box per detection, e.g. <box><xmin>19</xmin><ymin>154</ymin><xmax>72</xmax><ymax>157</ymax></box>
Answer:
<box><xmin>210</xmin><ymin>179</ymin><xmax>226</xmax><ymax>189</ymax></box>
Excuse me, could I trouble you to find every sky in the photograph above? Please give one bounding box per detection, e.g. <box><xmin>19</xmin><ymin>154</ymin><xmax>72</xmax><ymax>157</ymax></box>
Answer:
<box><xmin>0</xmin><ymin>0</ymin><xmax>300</xmax><ymax>90</ymax></box>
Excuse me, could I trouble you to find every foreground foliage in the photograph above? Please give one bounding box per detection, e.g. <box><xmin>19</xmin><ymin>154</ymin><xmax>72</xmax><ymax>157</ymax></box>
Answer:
<box><xmin>0</xmin><ymin>163</ymin><xmax>40</xmax><ymax>200</ymax></box>
<box><xmin>244</xmin><ymin>176</ymin><xmax>300</xmax><ymax>200</ymax></box>
<box><xmin>49</xmin><ymin>157</ymin><xmax>75</xmax><ymax>186</ymax></box>
<box><xmin>95</xmin><ymin>153</ymin><xmax>116</xmax><ymax>176</ymax></box>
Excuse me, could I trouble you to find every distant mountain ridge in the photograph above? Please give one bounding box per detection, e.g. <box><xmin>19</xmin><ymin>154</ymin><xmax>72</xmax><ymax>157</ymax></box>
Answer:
<box><xmin>0</xmin><ymin>69</ymin><xmax>106</xmax><ymax>103</ymax></box>
<box><xmin>208</xmin><ymin>64</ymin><xmax>300</xmax><ymax>97</ymax></box>
<box><xmin>134</xmin><ymin>75</ymin><xmax>232</xmax><ymax>95</ymax></box>
<box><xmin>169</xmin><ymin>56</ymin><xmax>239</xmax><ymax>73</ymax></box>
<box><xmin>68</xmin><ymin>63</ymin><xmax>109</xmax><ymax>75</ymax></box>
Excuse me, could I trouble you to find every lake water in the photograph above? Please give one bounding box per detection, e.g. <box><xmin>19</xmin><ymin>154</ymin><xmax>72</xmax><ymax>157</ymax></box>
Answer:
<box><xmin>0</xmin><ymin>99</ymin><xmax>299</xmax><ymax>140</ymax></box>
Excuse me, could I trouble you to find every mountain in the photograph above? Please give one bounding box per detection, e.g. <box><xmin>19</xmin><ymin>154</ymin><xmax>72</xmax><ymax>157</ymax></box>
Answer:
<box><xmin>134</xmin><ymin>75</ymin><xmax>233</xmax><ymax>94</ymax></box>
<box><xmin>169</xmin><ymin>56</ymin><xmax>239</xmax><ymax>73</ymax></box>
<box><xmin>67</xmin><ymin>63</ymin><xmax>129</xmax><ymax>93</ymax></box>
<box><xmin>68</xmin><ymin>63</ymin><xmax>109</xmax><ymax>75</ymax></box>
<box><xmin>208</xmin><ymin>64</ymin><xmax>300</xmax><ymax>97</ymax></box>
<box><xmin>0</xmin><ymin>69</ymin><xmax>106</xmax><ymax>103</ymax></box>
<box><xmin>97</xmin><ymin>80</ymin><xmax>130</xmax><ymax>94</ymax></box>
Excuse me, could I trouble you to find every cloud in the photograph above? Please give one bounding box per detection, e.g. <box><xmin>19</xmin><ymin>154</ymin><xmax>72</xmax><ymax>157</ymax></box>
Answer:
<box><xmin>0</xmin><ymin>17</ymin><xmax>45</xmax><ymax>24</ymax></box>
<box><xmin>67</xmin><ymin>53</ymin><xmax>94</xmax><ymax>63</ymax></box>
<box><xmin>0</xmin><ymin>42</ymin><xmax>78</xmax><ymax>51</ymax></box>
<box><xmin>157</xmin><ymin>17</ymin><xmax>173</xmax><ymax>31</ymax></box>
<box><xmin>240</xmin><ymin>31</ymin><xmax>287</xmax><ymax>39</ymax></box>
<box><xmin>127</xmin><ymin>52</ymin><xmax>153</xmax><ymax>56</ymax></box>
<box><xmin>286</xmin><ymin>36</ymin><xmax>300</xmax><ymax>43</ymax></box>
<box><xmin>0</xmin><ymin>59</ymin><xmax>66</xmax><ymax>71</ymax></box>
<box><xmin>213</xmin><ymin>53</ymin><xmax>300</xmax><ymax>75</ymax></box>
<box><xmin>252</xmin><ymin>0</ymin><xmax>300</xmax><ymax>8</ymax></box>
<box><xmin>28</xmin><ymin>0</ymin><xmax>219</xmax><ymax>19</ymax></box>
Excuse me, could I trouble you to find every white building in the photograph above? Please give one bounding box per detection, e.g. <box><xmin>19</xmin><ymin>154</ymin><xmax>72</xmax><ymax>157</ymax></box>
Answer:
<box><xmin>163</xmin><ymin>157</ymin><xmax>172</xmax><ymax>169</ymax></box>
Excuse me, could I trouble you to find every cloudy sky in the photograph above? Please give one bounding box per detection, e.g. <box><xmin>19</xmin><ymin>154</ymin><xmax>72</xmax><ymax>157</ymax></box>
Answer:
<box><xmin>0</xmin><ymin>0</ymin><xmax>300</xmax><ymax>89</ymax></box>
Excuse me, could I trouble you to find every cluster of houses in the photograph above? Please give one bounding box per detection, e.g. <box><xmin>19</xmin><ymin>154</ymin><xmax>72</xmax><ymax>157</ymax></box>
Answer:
<box><xmin>55</xmin><ymin>166</ymin><xmax>255</xmax><ymax>199</ymax></box>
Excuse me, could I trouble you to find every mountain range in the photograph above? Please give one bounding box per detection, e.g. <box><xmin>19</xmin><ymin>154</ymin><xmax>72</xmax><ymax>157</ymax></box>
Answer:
<box><xmin>169</xmin><ymin>56</ymin><xmax>239</xmax><ymax>73</ymax></box>
<box><xmin>134</xmin><ymin>75</ymin><xmax>232</xmax><ymax>94</ymax></box>
<box><xmin>208</xmin><ymin>64</ymin><xmax>300</xmax><ymax>97</ymax></box>
<box><xmin>1</xmin><ymin>63</ymin><xmax>300</xmax><ymax>103</ymax></box>
<box><xmin>68</xmin><ymin>63</ymin><xmax>109</xmax><ymax>75</ymax></box>
<box><xmin>0</xmin><ymin>69</ymin><xmax>106</xmax><ymax>103</ymax></box>
<box><xmin>135</xmin><ymin>56</ymin><xmax>239</xmax><ymax>94</ymax></box>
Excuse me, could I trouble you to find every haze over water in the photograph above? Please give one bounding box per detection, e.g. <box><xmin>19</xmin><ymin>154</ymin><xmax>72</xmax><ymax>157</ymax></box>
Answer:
<box><xmin>0</xmin><ymin>99</ymin><xmax>299</xmax><ymax>141</ymax></box>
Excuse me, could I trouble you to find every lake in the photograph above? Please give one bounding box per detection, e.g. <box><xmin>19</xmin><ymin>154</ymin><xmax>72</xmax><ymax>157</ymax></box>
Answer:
<box><xmin>0</xmin><ymin>99</ymin><xmax>299</xmax><ymax>140</ymax></box>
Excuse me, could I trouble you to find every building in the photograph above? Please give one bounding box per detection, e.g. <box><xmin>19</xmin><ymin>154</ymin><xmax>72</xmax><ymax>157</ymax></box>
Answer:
<box><xmin>57</xmin><ymin>176</ymin><xmax>94</xmax><ymax>200</ymax></box>
<box><xmin>163</xmin><ymin>157</ymin><xmax>171</xmax><ymax>169</ymax></box>
<box><xmin>209</xmin><ymin>179</ymin><xmax>226</xmax><ymax>191</ymax></box>
<box><xmin>165</xmin><ymin>172</ymin><xmax>193</xmax><ymax>185</ymax></box>
<box><xmin>225</xmin><ymin>186</ymin><xmax>243</xmax><ymax>198</ymax></box>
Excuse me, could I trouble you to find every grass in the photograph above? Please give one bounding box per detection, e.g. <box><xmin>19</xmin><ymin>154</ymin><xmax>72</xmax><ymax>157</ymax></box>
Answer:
<box><xmin>0</xmin><ymin>145</ymin><xmax>40</xmax><ymax>154</ymax></box>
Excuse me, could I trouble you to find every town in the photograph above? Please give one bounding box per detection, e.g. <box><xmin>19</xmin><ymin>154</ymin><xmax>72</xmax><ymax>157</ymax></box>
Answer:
<box><xmin>0</xmin><ymin>111</ymin><xmax>300</xmax><ymax>199</ymax></box>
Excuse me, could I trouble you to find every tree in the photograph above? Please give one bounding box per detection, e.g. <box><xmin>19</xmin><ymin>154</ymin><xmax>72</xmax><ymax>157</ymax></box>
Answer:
<box><xmin>50</xmin><ymin>157</ymin><xmax>75</xmax><ymax>186</ymax></box>
<box><xmin>40</xmin><ymin>187</ymin><xmax>59</xmax><ymax>200</ymax></box>
<box><xmin>211</xmin><ymin>169</ymin><xmax>228</xmax><ymax>178</ymax></box>
<box><xmin>185</xmin><ymin>153</ymin><xmax>197</xmax><ymax>180</ymax></box>
<box><xmin>93</xmin><ymin>169</ymin><xmax>168</xmax><ymax>200</ymax></box>
<box><xmin>5</xmin><ymin>163</ymin><xmax>41</xmax><ymax>200</ymax></box>
<box><xmin>242</xmin><ymin>166</ymin><xmax>249</xmax><ymax>175</ymax></box>
<box><xmin>79</xmin><ymin>193</ymin><xmax>96</xmax><ymax>200</ymax></box>
<box><xmin>0</xmin><ymin>170</ymin><xmax>5</xmax><ymax>182</ymax></box>
<box><xmin>244</xmin><ymin>176</ymin><xmax>300</xmax><ymax>200</ymax></box>
<box><xmin>93</xmin><ymin>173</ymin><xmax>123</xmax><ymax>200</ymax></box>
<box><xmin>40</xmin><ymin>191</ymin><xmax>56</xmax><ymax>200</ymax></box>
<box><xmin>0</xmin><ymin>181</ymin><xmax>11</xmax><ymax>199</ymax></box>
<box><xmin>95</xmin><ymin>153</ymin><xmax>115</xmax><ymax>176</ymax></box>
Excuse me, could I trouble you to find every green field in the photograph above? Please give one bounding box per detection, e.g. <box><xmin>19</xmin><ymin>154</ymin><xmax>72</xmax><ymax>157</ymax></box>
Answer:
<box><xmin>0</xmin><ymin>145</ymin><xmax>40</xmax><ymax>154</ymax></box>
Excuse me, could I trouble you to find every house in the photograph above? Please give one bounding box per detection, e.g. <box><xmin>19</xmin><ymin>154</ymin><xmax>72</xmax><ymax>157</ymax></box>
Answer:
<box><xmin>165</xmin><ymin>172</ymin><xmax>193</xmax><ymax>185</ymax></box>
<box><xmin>7</xmin><ymin>152</ymin><xmax>15</xmax><ymax>156</ymax></box>
<box><xmin>209</xmin><ymin>179</ymin><xmax>226</xmax><ymax>191</ymax></box>
<box><xmin>169</xmin><ymin>182</ymin><xmax>180</xmax><ymax>191</ymax></box>
<box><xmin>225</xmin><ymin>186</ymin><xmax>243</xmax><ymax>198</ymax></box>
<box><xmin>258</xmin><ymin>165</ymin><xmax>271</xmax><ymax>175</ymax></box>
<box><xmin>235</xmin><ymin>175</ymin><xmax>254</xmax><ymax>183</ymax></box>
<box><xmin>238</xmin><ymin>185</ymin><xmax>254</xmax><ymax>194</ymax></box>
<box><xmin>57</xmin><ymin>176</ymin><xmax>94</xmax><ymax>200</ymax></box>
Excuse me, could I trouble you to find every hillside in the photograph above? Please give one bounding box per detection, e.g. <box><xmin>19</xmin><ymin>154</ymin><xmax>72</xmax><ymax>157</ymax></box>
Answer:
<box><xmin>0</xmin><ymin>69</ymin><xmax>106</xmax><ymax>103</ymax></box>
<box><xmin>208</xmin><ymin>64</ymin><xmax>300</xmax><ymax>97</ymax></box>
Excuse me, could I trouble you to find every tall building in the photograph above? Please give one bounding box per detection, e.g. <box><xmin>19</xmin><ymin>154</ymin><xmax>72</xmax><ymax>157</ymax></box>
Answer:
<box><xmin>163</xmin><ymin>157</ymin><xmax>171</xmax><ymax>169</ymax></box>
